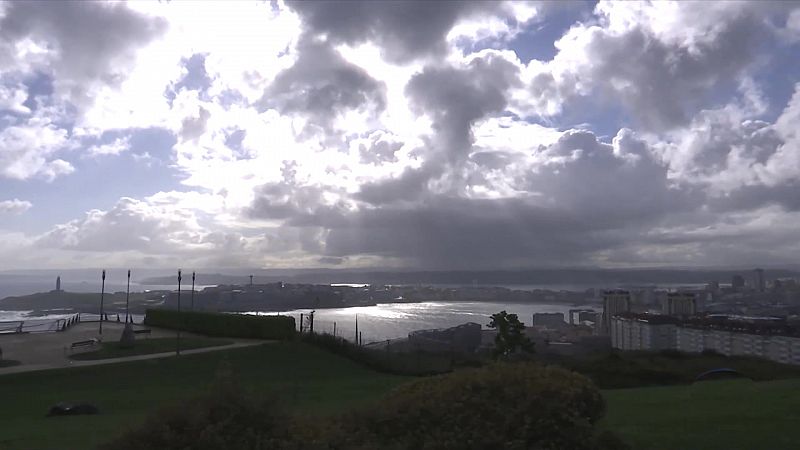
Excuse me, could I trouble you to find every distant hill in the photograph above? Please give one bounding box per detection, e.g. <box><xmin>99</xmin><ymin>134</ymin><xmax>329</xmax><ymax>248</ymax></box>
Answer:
<box><xmin>140</xmin><ymin>268</ymin><xmax>800</xmax><ymax>287</ymax></box>
<box><xmin>0</xmin><ymin>290</ymin><xmax>167</xmax><ymax>316</ymax></box>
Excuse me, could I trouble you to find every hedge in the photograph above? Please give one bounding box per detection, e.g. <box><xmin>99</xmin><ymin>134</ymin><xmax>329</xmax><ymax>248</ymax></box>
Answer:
<box><xmin>144</xmin><ymin>309</ymin><xmax>295</xmax><ymax>340</ymax></box>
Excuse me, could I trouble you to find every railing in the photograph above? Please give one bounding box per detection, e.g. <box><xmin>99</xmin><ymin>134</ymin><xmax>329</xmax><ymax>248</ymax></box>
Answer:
<box><xmin>0</xmin><ymin>313</ymin><xmax>142</xmax><ymax>334</ymax></box>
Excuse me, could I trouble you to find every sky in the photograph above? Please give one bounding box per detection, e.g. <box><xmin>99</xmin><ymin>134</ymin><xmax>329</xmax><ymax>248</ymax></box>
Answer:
<box><xmin>0</xmin><ymin>0</ymin><xmax>799</xmax><ymax>271</ymax></box>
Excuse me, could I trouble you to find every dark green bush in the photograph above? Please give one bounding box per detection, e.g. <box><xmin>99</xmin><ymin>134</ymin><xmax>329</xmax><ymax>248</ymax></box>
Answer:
<box><xmin>144</xmin><ymin>309</ymin><xmax>295</xmax><ymax>340</ymax></box>
<box><xmin>100</xmin><ymin>362</ymin><xmax>628</xmax><ymax>450</ymax></box>
<box><xmin>99</xmin><ymin>370</ymin><xmax>303</xmax><ymax>450</ymax></box>
<box><xmin>335</xmin><ymin>363</ymin><xmax>627</xmax><ymax>450</ymax></box>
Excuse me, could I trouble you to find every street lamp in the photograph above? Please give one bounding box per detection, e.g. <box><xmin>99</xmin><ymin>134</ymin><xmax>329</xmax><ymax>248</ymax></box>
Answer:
<box><xmin>125</xmin><ymin>269</ymin><xmax>131</xmax><ymax>323</ymax></box>
<box><xmin>191</xmin><ymin>271</ymin><xmax>195</xmax><ymax>311</ymax></box>
<box><xmin>99</xmin><ymin>269</ymin><xmax>106</xmax><ymax>336</ymax></box>
<box><xmin>176</xmin><ymin>269</ymin><xmax>182</xmax><ymax>356</ymax></box>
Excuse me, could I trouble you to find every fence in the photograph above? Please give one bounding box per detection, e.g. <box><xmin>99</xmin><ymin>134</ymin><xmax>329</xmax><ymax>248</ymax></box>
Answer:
<box><xmin>0</xmin><ymin>312</ymin><xmax>141</xmax><ymax>334</ymax></box>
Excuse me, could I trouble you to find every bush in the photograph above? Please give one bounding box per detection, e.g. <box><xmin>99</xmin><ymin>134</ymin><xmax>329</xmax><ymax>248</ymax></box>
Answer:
<box><xmin>144</xmin><ymin>309</ymin><xmax>295</xmax><ymax>340</ymax></box>
<box><xmin>336</xmin><ymin>363</ymin><xmax>628</xmax><ymax>450</ymax></box>
<box><xmin>100</xmin><ymin>368</ymin><xmax>302</xmax><ymax>450</ymax></box>
<box><xmin>101</xmin><ymin>362</ymin><xmax>628</xmax><ymax>450</ymax></box>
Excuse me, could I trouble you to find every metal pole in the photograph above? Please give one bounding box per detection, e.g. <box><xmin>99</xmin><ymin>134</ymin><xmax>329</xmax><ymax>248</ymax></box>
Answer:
<box><xmin>191</xmin><ymin>271</ymin><xmax>196</xmax><ymax>311</ymax></box>
<box><xmin>333</xmin><ymin>321</ymin><xmax>337</xmax><ymax>337</ymax></box>
<box><xmin>355</xmin><ymin>314</ymin><xmax>358</xmax><ymax>344</ymax></box>
<box><xmin>99</xmin><ymin>269</ymin><xmax>105</xmax><ymax>336</ymax></box>
<box><xmin>126</xmin><ymin>269</ymin><xmax>131</xmax><ymax>323</ymax></box>
<box><xmin>177</xmin><ymin>269</ymin><xmax>182</xmax><ymax>356</ymax></box>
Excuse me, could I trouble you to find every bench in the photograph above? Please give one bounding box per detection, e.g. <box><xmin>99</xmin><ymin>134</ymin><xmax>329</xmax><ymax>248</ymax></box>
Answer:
<box><xmin>133</xmin><ymin>329</ymin><xmax>152</xmax><ymax>335</ymax></box>
<box><xmin>69</xmin><ymin>339</ymin><xmax>99</xmax><ymax>353</ymax></box>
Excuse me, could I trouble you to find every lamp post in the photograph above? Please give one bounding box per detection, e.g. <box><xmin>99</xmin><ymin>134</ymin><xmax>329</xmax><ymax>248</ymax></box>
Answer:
<box><xmin>99</xmin><ymin>269</ymin><xmax>106</xmax><ymax>336</ymax></box>
<box><xmin>191</xmin><ymin>271</ymin><xmax>195</xmax><ymax>311</ymax></box>
<box><xmin>125</xmin><ymin>269</ymin><xmax>131</xmax><ymax>323</ymax></box>
<box><xmin>177</xmin><ymin>269</ymin><xmax>182</xmax><ymax>356</ymax></box>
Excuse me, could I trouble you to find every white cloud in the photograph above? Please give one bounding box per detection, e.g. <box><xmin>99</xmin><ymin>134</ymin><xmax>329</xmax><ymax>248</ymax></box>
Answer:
<box><xmin>86</xmin><ymin>136</ymin><xmax>131</xmax><ymax>157</ymax></box>
<box><xmin>0</xmin><ymin>198</ymin><xmax>32</xmax><ymax>215</ymax></box>
<box><xmin>0</xmin><ymin>118</ymin><xmax>73</xmax><ymax>181</ymax></box>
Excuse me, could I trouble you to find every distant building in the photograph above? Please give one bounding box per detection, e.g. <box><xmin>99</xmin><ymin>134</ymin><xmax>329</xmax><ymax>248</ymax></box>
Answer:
<box><xmin>611</xmin><ymin>313</ymin><xmax>800</xmax><ymax>366</ymax></box>
<box><xmin>661</xmin><ymin>292</ymin><xmax>697</xmax><ymax>317</ymax></box>
<box><xmin>610</xmin><ymin>314</ymin><xmax>678</xmax><ymax>351</ymax></box>
<box><xmin>55</xmin><ymin>276</ymin><xmax>61</xmax><ymax>292</ymax></box>
<box><xmin>408</xmin><ymin>322</ymin><xmax>482</xmax><ymax>354</ymax></box>
<box><xmin>754</xmin><ymin>268</ymin><xmax>766</xmax><ymax>292</ymax></box>
<box><xmin>532</xmin><ymin>312</ymin><xmax>566</xmax><ymax>328</ymax></box>
<box><xmin>732</xmin><ymin>274</ymin><xmax>746</xmax><ymax>289</ymax></box>
<box><xmin>602</xmin><ymin>290</ymin><xmax>631</xmax><ymax>333</ymax></box>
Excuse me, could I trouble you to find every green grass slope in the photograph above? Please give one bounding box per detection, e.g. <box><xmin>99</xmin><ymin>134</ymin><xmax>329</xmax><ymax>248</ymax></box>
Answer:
<box><xmin>603</xmin><ymin>378</ymin><xmax>800</xmax><ymax>450</ymax></box>
<box><xmin>0</xmin><ymin>342</ymin><xmax>409</xmax><ymax>450</ymax></box>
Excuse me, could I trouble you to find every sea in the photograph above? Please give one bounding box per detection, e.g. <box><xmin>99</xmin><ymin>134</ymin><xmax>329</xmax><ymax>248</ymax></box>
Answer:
<box><xmin>244</xmin><ymin>301</ymin><xmax>599</xmax><ymax>344</ymax></box>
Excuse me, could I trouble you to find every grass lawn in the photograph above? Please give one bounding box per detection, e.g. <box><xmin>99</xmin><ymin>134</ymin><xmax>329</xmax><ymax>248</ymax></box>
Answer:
<box><xmin>603</xmin><ymin>378</ymin><xmax>800</xmax><ymax>450</ymax></box>
<box><xmin>0</xmin><ymin>342</ymin><xmax>410</xmax><ymax>450</ymax></box>
<box><xmin>69</xmin><ymin>337</ymin><xmax>233</xmax><ymax>361</ymax></box>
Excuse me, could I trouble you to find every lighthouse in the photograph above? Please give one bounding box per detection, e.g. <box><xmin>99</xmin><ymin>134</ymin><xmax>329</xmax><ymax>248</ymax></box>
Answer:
<box><xmin>56</xmin><ymin>276</ymin><xmax>62</xmax><ymax>292</ymax></box>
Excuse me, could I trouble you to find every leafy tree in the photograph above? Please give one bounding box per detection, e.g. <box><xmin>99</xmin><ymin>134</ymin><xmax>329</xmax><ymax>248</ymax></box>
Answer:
<box><xmin>487</xmin><ymin>310</ymin><xmax>534</xmax><ymax>359</ymax></box>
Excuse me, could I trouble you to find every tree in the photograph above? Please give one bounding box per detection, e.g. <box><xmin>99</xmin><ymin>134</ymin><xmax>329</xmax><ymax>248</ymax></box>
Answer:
<box><xmin>487</xmin><ymin>310</ymin><xmax>534</xmax><ymax>359</ymax></box>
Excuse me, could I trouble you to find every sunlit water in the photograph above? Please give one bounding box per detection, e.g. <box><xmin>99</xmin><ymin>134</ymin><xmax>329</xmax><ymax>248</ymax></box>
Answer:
<box><xmin>245</xmin><ymin>301</ymin><xmax>599</xmax><ymax>344</ymax></box>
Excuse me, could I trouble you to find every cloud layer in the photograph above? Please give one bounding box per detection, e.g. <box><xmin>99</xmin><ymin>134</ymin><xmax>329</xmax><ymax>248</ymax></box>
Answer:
<box><xmin>0</xmin><ymin>1</ymin><xmax>798</xmax><ymax>270</ymax></box>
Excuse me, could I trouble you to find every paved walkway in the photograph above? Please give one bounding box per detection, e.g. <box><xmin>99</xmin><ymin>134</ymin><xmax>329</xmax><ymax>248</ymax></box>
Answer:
<box><xmin>0</xmin><ymin>322</ymin><xmax>264</xmax><ymax>376</ymax></box>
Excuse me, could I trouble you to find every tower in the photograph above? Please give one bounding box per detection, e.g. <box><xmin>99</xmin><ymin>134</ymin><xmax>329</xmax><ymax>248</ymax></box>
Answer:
<box><xmin>602</xmin><ymin>290</ymin><xmax>631</xmax><ymax>333</ymax></box>
<box><xmin>754</xmin><ymin>268</ymin><xmax>765</xmax><ymax>293</ymax></box>
<box><xmin>56</xmin><ymin>275</ymin><xmax>61</xmax><ymax>292</ymax></box>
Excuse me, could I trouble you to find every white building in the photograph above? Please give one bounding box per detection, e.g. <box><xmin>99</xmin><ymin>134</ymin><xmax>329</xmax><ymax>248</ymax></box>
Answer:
<box><xmin>611</xmin><ymin>314</ymin><xmax>800</xmax><ymax>365</ymax></box>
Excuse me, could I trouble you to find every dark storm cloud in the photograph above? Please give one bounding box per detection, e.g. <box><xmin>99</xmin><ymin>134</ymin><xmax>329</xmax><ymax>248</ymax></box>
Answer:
<box><xmin>355</xmin><ymin>165</ymin><xmax>441</xmax><ymax>205</ymax></box>
<box><xmin>248</xmin><ymin>125</ymin><xmax>704</xmax><ymax>268</ymax></box>
<box><xmin>286</xmin><ymin>0</ymin><xmax>503</xmax><ymax>63</ymax></box>
<box><xmin>247</xmin><ymin>162</ymin><xmax>348</xmax><ymax>224</ymax></box>
<box><xmin>264</xmin><ymin>36</ymin><xmax>386</xmax><ymax>135</ymax></box>
<box><xmin>0</xmin><ymin>1</ymin><xmax>167</xmax><ymax>107</ymax></box>
<box><xmin>406</xmin><ymin>52</ymin><xmax>521</xmax><ymax>162</ymax></box>
<box><xmin>322</xmin><ymin>197</ymin><xmax>625</xmax><ymax>269</ymax></box>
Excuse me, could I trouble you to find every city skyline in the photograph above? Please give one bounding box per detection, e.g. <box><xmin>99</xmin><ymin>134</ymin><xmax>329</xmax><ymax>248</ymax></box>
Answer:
<box><xmin>1</xmin><ymin>1</ymin><xmax>799</xmax><ymax>270</ymax></box>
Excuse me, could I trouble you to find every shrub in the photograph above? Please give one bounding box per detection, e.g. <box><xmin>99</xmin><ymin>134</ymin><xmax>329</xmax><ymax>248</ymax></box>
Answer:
<box><xmin>99</xmin><ymin>368</ymin><xmax>302</xmax><ymax>450</ymax></box>
<box><xmin>100</xmin><ymin>362</ymin><xmax>629</xmax><ymax>450</ymax></box>
<box><xmin>144</xmin><ymin>309</ymin><xmax>295</xmax><ymax>340</ymax></box>
<box><xmin>336</xmin><ymin>363</ymin><xmax>628</xmax><ymax>450</ymax></box>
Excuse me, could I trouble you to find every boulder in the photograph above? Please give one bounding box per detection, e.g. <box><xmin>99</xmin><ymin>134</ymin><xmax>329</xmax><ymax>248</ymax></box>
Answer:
<box><xmin>119</xmin><ymin>322</ymin><xmax>136</xmax><ymax>349</ymax></box>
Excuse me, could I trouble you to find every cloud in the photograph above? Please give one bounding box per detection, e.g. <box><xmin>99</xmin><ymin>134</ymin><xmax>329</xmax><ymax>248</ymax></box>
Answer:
<box><xmin>287</xmin><ymin>1</ymin><xmax>507</xmax><ymax>63</ymax></box>
<box><xmin>3</xmin><ymin>1</ymin><xmax>800</xmax><ymax>270</ymax></box>
<box><xmin>0</xmin><ymin>82</ymin><xmax>30</xmax><ymax>114</ymax></box>
<box><xmin>264</xmin><ymin>36</ymin><xmax>387</xmax><ymax>136</ymax></box>
<box><xmin>87</xmin><ymin>136</ymin><xmax>131</xmax><ymax>157</ymax></box>
<box><xmin>523</xmin><ymin>1</ymin><xmax>794</xmax><ymax>130</ymax></box>
<box><xmin>0</xmin><ymin>117</ymin><xmax>73</xmax><ymax>181</ymax></box>
<box><xmin>652</xmin><ymin>82</ymin><xmax>800</xmax><ymax>197</ymax></box>
<box><xmin>0</xmin><ymin>198</ymin><xmax>32</xmax><ymax>215</ymax></box>
<box><xmin>0</xmin><ymin>1</ymin><xmax>167</xmax><ymax>109</ymax></box>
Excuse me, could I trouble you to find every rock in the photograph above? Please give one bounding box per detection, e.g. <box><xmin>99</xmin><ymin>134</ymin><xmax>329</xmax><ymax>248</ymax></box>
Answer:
<box><xmin>47</xmin><ymin>402</ymin><xmax>99</xmax><ymax>417</ymax></box>
<box><xmin>119</xmin><ymin>322</ymin><xmax>135</xmax><ymax>349</ymax></box>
